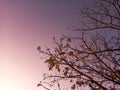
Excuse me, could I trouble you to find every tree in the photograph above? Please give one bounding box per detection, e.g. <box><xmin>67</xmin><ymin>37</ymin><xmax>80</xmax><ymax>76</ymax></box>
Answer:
<box><xmin>37</xmin><ymin>0</ymin><xmax>120</xmax><ymax>90</ymax></box>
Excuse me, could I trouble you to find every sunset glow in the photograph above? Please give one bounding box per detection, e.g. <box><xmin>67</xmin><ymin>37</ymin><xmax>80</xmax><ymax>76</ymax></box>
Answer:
<box><xmin>0</xmin><ymin>0</ymin><xmax>82</xmax><ymax>90</ymax></box>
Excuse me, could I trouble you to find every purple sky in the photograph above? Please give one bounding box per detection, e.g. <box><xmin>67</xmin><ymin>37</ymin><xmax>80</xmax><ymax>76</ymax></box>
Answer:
<box><xmin>0</xmin><ymin>0</ymin><xmax>88</xmax><ymax>90</ymax></box>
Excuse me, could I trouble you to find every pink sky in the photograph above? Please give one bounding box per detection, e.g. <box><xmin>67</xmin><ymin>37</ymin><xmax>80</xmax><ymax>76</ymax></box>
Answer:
<box><xmin>0</xmin><ymin>0</ymin><xmax>87</xmax><ymax>90</ymax></box>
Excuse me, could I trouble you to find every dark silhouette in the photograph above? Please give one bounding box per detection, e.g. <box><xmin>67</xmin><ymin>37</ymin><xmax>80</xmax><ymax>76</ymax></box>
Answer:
<box><xmin>38</xmin><ymin>0</ymin><xmax>120</xmax><ymax>90</ymax></box>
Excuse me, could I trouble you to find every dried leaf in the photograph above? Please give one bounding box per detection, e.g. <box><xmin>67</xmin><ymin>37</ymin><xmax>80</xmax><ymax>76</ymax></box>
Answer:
<box><xmin>91</xmin><ymin>48</ymin><xmax>95</xmax><ymax>53</ymax></box>
<box><xmin>80</xmin><ymin>55</ymin><xmax>89</xmax><ymax>60</ymax></box>
<box><xmin>37</xmin><ymin>46</ymin><xmax>41</xmax><ymax>51</ymax></box>
<box><xmin>68</xmin><ymin>51</ymin><xmax>74</xmax><ymax>56</ymax></box>
<box><xmin>71</xmin><ymin>84</ymin><xmax>76</xmax><ymax>90</ymax></box>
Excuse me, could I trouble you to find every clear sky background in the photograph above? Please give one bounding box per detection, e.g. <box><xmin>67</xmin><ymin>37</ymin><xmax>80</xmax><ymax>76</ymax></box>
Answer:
<box><xmin>0</xmin><ymin>0</ymin><xmax>87</xmax><ymax>90</ymax></box>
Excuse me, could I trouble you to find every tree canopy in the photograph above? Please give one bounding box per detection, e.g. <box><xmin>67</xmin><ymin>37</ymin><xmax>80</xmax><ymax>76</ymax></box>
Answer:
<box><xmin>37</xmin><ymin>0</ymin><xmax>120</xmax><ymax>90</ymax></box>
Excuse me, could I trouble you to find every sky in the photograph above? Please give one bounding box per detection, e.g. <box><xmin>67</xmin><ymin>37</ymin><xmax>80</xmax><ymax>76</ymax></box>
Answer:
<box><xmin>0</xmin><ymin>0</ymin><xmax>84</xmax><ymax>90</ymax></box>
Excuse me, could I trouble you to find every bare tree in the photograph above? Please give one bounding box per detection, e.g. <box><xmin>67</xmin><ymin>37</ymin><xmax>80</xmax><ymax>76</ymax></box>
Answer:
<box><xmin>37</xmin><ymin>0</ymin><xmax>120</xmax><ymax>90</ymax></box>
<box><xmin>74</xmin><ymin>0</ymin><xmax>120</xmax><ymax>31</ymax></box>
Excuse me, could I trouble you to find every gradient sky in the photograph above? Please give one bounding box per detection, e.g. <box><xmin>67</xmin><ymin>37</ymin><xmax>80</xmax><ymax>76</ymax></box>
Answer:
<box><xmin>0</xmin><ymin>0</ymin><xmax>86</xmax><ymax>90</ymax></box>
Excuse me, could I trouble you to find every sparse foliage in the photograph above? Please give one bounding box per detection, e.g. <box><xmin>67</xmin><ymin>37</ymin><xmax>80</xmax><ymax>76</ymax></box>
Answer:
<box><xmin>37</xmin><ymin>0</ymin><xmax>120</xmax><ymax>90</ymax></box>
